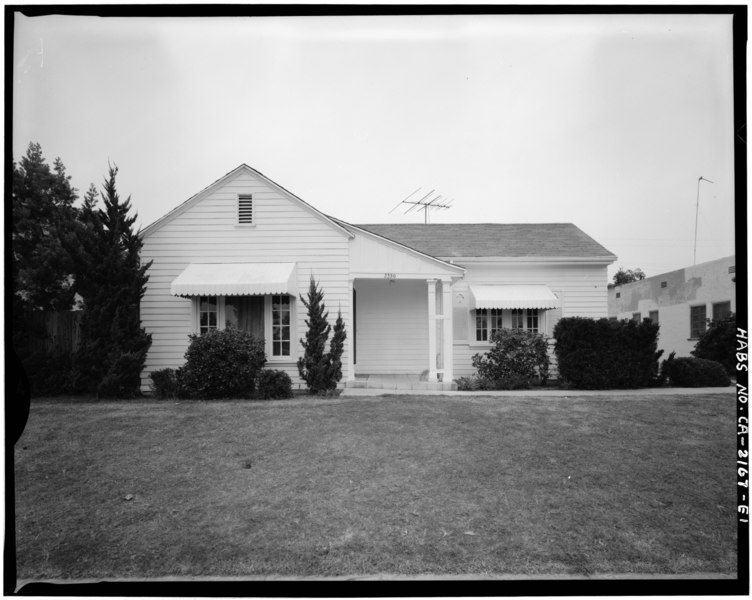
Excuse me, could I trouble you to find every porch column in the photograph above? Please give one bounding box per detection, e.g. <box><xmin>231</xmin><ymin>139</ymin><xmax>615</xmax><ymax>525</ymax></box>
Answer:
<box><xmin>427</xmin><ymin>279</ymin><xmax>437</xmax><ymax>381</ymax></box>
<box><xmin>346</xmin><ymin>278</ymin><xmax>355</xmax><ymax>381</ymax></box>
<box><xmin>442</xmin><ymin>279</ymin><xmax>453</xmax><ymax>382</ymax></box>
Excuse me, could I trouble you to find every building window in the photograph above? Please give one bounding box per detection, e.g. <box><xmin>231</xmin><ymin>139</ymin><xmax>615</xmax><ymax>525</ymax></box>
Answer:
<box><xmin>225</xmin><ymin>296</ymin><xmax>265</xmax><ymax>338</ymax></box>
<box><xmin>660</xmin><ymin>281</ymin><xmax>667</xmax><ymax>288</ymax></box>
<box><xmin>272</xmin><ymin>295</ymin><xmax>291</xmax><ymax>356</ymax></box>
<box><xmin>615</xmin><ymin>292</ymin><xmax>621</xmax><ymax>298</ymax></box>
<box><xmin>648</xmin><ymin>310</ymin><xmax>659</xmax><ymax>324</ymax></box>
<box><xmin>511</xmin><ymin>309</ymin><xmax>524</xmax><ymax>330</ymax></box>
<box><xmin>476</xmin><ymin>308</ymin><xmax>502</xmax><ymax>342</ymax></box>
<box><xmin>199</xmin><ymin>296</ymin><xmax>218</xmax><ymax>334</ymax></box>
<box><xmin>712</xmin><ymin>301</ymin><xmax>731</xmax><ymax>322</ymax></box>
<box><xmin>512</xmin><ymin>309</ymin><xmax>539</xmax><ymax>333</ymax></box>
<box><xmin>238</xmin><ymin>194</ymin><xmax>253</xmax><ymax>224</ymax></box>
<box><xmin>690</xmin><ymin>305</ymin><xmax>707</xmax><ymax>339</ymax></box>
<box><xmin>526</xmin><ymin>309</ymin><xmax>539</xmax><ymax>333</ymax></box>
<box><xmin>632</xmin><ymin>312</ymin><xmax>641</xmax><ymax>323</ymax></box>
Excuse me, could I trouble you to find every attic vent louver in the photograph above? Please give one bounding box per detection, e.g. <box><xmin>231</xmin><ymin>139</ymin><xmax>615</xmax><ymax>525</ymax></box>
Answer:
<box><xmin>238</xmin><ymin>195</ymin><xmax>253</xmax><ymax>224</ymax></box>
<box><xmin>729</xmin><ymin>266</ymin><xmax>736</xmax><ymax>274</ymax></box>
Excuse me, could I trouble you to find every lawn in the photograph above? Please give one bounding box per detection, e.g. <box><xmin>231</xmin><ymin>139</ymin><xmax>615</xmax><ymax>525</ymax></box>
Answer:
<box><xmin>13</xmin><ymin>394</ymin><xmax>738</xmax><ymax>580</ymax></box>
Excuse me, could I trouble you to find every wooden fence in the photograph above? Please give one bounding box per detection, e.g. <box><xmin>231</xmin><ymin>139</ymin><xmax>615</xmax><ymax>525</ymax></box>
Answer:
<box><xmin>22</xmin><ymin>311</ymin><xmax>83</xmax><ymax>355</ymax></box>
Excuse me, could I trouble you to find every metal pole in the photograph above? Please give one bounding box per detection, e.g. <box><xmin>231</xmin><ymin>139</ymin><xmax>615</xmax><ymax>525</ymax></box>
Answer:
<box><xmin>693</xmin><ymin>176</ymin><xmax>714</xmax><ymax>265</ymax></box>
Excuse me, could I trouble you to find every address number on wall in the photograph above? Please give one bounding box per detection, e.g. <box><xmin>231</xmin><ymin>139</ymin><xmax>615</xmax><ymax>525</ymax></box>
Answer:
<box><xmin>384</xmin><ymin>273</ymin><xmax>397</xmax><ymax>280</ymax></box>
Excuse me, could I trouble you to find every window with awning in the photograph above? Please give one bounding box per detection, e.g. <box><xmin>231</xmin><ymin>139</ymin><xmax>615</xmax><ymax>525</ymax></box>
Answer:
<box><xmin>171</xmin><ymin>263</ymin><xmax>297</xmax><ymax>358</ymax></box>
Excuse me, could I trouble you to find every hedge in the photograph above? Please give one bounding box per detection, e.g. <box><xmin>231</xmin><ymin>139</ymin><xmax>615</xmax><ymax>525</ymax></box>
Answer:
<box><xmin>553</xmin><ymin>317</ymin><xmax>662</xmax><ymax>389</ymax></box>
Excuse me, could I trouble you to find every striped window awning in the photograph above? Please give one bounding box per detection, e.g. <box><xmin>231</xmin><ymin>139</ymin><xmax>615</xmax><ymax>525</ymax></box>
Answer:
<box><xmin>171</xmin><ymin>262</ymin><xmax>297</xmax><ymax>297</ymax></box>
<box><xmin>469</xmin><ymin>285</ymin><xmax>560</xmax><ymax>310</ymax></box>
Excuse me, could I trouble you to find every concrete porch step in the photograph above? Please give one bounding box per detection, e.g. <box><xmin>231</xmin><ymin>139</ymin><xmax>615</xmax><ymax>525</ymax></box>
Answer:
<box><xmin>344</xmin><ymin>375</ymin><xmax>457</xmax><ymax>392</ymax></box>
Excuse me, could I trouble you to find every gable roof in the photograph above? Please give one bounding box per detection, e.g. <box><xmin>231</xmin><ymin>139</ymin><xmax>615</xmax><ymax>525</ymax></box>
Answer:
<box><xmin>349</xmin><ymin>223</ymin><xmax>616</xmax><ymax>260</ymax></box>
<box><xmin>142</xmin><ymin>164</ymin><xmax>353</xmax><ymax>239</ymax></box>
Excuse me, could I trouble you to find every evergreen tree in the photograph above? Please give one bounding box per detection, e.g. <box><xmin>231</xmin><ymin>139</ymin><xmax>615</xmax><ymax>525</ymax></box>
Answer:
<box><xmin>297</xmin><ymin>276</ymin><xmax>332</xmax><ymax>393</ymax></box>
<box><xmin>324</xmin><ymin>308</ymin><xmax>347</xmax><ymax>389</ymax></box>
<box><xmin>72</xmin><ymin>164</ymin><xmax>152</xmax><ymax>397</ymax></box>
<box><xmin>297</xmin><ymin>278</ymin><xmax>348</xmax><ymax>393</ymax></box>
<box><xmin>12</xmin><ymin>142</ymin><xmax>79</xmax><ymax>312</ymax></box>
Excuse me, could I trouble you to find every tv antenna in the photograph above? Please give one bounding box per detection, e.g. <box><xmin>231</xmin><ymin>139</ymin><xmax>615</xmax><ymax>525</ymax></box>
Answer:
<box><xmin>388</xmin><ymin>187</ymin><xmax>454</xmax><ymax>223</ymax></box>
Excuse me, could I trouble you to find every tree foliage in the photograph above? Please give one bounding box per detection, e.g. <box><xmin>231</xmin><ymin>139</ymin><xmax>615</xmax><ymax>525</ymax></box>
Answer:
<box><xmin>297</xmin><ymin>277</ymin><xmax>346</xmax><ymax>394</ymax></box>
<box><xmin>692</xmin><ymin>313</ymin><xmax>736</xmax><ymax>376</ymax></box>
<box><xmin>12</xmin><ymin>142</ymin><xmax>79</xmax><ymax>312</ymax></box>
<box><xmin>612</xmin><ymin>267</ymin><xmax>646</xmax><ymax>286</ymax></box>
<box><xmin>72</xmin><ymin>164</ymin><xmax>153</xmax><ymax>397</ymax></box>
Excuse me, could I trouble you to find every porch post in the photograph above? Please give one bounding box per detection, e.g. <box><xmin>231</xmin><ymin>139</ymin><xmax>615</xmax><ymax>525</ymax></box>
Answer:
<box><xmin>427</xmin><ymin>279</ymin><xmax>437</xmax><ymax>381</ymax></box>
<box><xmin>442</xmin><ymin>279</ymin><xmax>453</xmax><ymax>382</ymax></box>
<box><xmin>346</xmin><ymin>278</ymin><xmax>355</xmax><ymax>381</ymax></box>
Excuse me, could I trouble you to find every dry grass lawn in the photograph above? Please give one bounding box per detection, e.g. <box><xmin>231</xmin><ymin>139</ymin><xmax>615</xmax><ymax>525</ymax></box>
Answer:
<box><xmin>13</xmin><ymin>394</ymin><xmax>738</xmax><ymax>580</ymax></box>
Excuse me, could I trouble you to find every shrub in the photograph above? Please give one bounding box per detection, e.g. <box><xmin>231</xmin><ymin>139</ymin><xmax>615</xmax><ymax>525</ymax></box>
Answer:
<box><xmin>150</xmin><ymin>368</ymin><xmax>182</xmax><ymax>399</ymax></box>
<box><xmin>692</xmin><ymin>313</ymin><xmax>736</xmax><ymax>376</ymax></box>
<box><xmin>180</xmin><ymin>329</ymin><xmax>266</xmax><ymax>399</ymax></box>
<box><xmin>97</xmin><ymin>351</ymin><xmax>147</xmax><ymax>398</ymax></box>
<box><xmin>553</xmin><ymin>317</ymin><xmax>663</xmax><ymax>389</ymax></box>
<box><xmin>661</xmin><ymin>352</ymin><xmax>731</xmax><ymax>387</ymax></box>
<box><xmin>455</xmin><ymin>375</ymin><xmax>496</xmax><ymax>391</ymax></box>
<box><xmin>257</xmin><ymin>369</ymin><xmax>293</xmax><ymax>400</ymax></box>
<box><xmin>20</xmin><ymin>350</ymin><xmax>73</xmax><ymax>397</ymax></box>
<box><xmin>471</xmin><ymin>328</ymin><xmax>549</xmax><ymax>390</ymax></box>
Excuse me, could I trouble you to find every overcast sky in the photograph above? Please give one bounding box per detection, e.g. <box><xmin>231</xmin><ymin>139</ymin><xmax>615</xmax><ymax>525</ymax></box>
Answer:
<box><xmin>13</xmin><ymin>11</ymin><xmax>737</xmax><ymax>278</ymax></box>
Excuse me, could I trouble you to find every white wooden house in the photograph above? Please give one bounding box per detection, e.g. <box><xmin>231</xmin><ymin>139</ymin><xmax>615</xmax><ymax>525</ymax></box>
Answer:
<box><xmin>140</xmin><ymin>164</ymin><xmax>617</xmax><ymax>392</ymax></box>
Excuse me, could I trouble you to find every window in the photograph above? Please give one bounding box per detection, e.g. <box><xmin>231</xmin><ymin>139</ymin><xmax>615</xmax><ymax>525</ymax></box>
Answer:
<box><xmin>690</xmin><ymin>305</ymin><xmax>706</xmax><ymax>339</ymax></box>
<box><xmin>198</xmin><ymin>296</ymin><xmax>218</xmax><ymax>334</ymax></box>
<box><xmin>512</xmin><ymin>308</ymin><xmax>539</xmax><ymax>333</ymax></box>
<box><xmin>272</xmin><ymin>295</ymin><xmax>291</xmax><ymax>356</ymax></box>
<box><xmin>660</xmin><ymin>281</ymin><xmax>667</xmax><ymax>289</ymax></box>
<box><xmin>238</xmin><ymin>194</ymin><xmax>253</xmax><ymax>224</ymax></box>
<box><xmin>475</xmin><ymin>308</ymin><xmax>502</xmax><ymax>341</ymax></box>
<box><xmin>648</xmin><ymin>310</ymin><xmax>659</xmax><ymax>324</ymax></box>
<box><xmin>712</xmin><ymin>301</ymin><xmax>731</xmax><ymax>322</ymax></box>
<box><xmin>225</xmin><ymin>296</ymin><xmax>264</xmax><ymax>338</ymax></box>
<box><xmin>632</xmin><ymin>312</ymin><xmax>641</xmax><ymax>323</ymax></box>
<box><xmin>615</xmin><ymin>292</ymin><xmax>621</xmax><ymax>298</ymax></box>
<box><xmin>526</xmin><ymin>309</ymin><xmax>539</xmax><ymax>333</ymax></box>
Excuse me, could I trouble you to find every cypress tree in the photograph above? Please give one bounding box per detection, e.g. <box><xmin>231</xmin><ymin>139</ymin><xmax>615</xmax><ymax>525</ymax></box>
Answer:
<box><xmin>325</xmin><ymin>308</ymin><xmax>347</xmax><ymax>389</ymax></box>
<box><xmin>297</xmin><ymin>276</ymin><xmax>332</xmax><ymax>393</ymax></box>
<box><xmin>72</xmin><ymin>164</ymin><xmax>152</xmax><ymax>397</ymax></box>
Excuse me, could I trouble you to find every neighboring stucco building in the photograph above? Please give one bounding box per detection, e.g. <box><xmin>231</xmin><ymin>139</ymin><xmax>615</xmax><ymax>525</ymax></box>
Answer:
<box><xmin>140</xmin><ymin>164</ymin><xmax>617</xmax><ymax>392</ymax></box>
<box><xmin>608</xmin><ymin>255</ymin><xmax>736</xmax><ymax>359</ymax></box>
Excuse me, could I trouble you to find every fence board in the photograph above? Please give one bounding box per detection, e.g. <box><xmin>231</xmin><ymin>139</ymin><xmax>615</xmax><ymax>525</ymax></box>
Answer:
<box><xmin>22</xmin><ymin>311</ymin><xmax>82</xmax><ymax>354</ymax></box>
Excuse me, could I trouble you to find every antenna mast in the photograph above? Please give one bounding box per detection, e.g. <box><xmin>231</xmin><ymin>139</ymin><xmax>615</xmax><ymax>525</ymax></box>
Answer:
<box><xmin>388</xmin><ymin>187</ymin><xmax>454</xmax><ymax>223</ymax></box>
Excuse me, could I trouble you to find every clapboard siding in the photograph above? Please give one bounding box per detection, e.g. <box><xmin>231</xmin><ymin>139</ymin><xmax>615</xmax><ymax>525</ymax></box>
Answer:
<box><xmin>354</xmin><ymin>279</ymin><xmax>429</xmax><ymax>375</ymax></box>
<box><xmin>141</xmin><ymin>167</ymin><xmax>351</xmax><ymax>392</ymax></box>
<box><xmin>450</xmin><ymin>260</ymin><xmax>610</xmax><ymax>377</ymax></box>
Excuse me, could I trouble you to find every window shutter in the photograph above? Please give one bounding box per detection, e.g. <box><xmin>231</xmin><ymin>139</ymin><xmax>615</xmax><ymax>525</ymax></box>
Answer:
<box><xmin>238</xmin><ymin>195</ymin><xmax>253</xmax><ymax>224</ymax></box>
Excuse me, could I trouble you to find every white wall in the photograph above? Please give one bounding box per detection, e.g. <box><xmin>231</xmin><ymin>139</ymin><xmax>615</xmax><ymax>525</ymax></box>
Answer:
<box><xmin>451</xmin><ymin>260</ymin><xmax>611</xmax><ymax>377</ymax></box>
<box><xmin>353</xmin><ymin>279</ymin><xmax>429</xmax><ymax>375</ymax></box>
<box><xmin>608</xmin><ymin>255</ymin><xmax>736</xmax><ymax>358</ymax></box>
<box><xmin>140</xmin><ymin>168</ymin><xmax>351</xmax><ymax>391</ymax></box>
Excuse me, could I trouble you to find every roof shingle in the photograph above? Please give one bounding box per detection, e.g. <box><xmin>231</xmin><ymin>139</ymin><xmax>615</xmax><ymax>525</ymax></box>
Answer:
<box><xmin>339</xmin><ymin>222</ymin><xmax>616</xmax><ymax>259</ymax></box>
